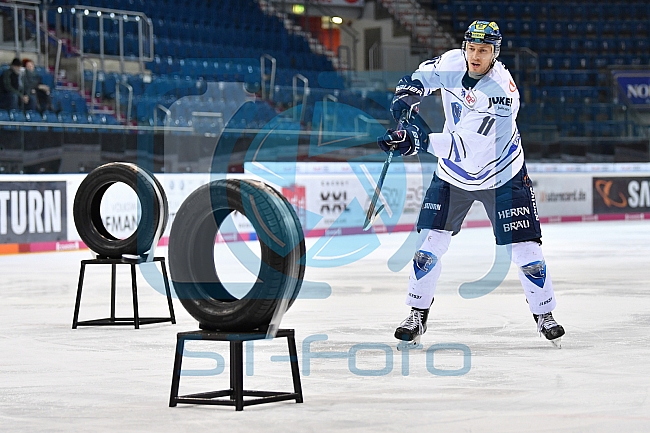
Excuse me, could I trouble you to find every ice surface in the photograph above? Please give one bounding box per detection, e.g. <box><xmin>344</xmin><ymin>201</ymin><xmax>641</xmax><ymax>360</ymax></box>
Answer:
<box><xmin>1</xmin><ymin>220</ymin><xmax>649</xmax><ymax>432</ymax></box>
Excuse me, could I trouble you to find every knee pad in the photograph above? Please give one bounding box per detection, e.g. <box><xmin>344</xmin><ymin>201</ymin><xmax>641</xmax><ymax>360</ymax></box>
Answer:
<box><xmin>419</xmin><ymin>229</ymin><xmax>452</xmax><ymax>257</ymax></box>
<box><xmin>510</xmin><ymin>241</ymin><xmax>544</xmax><ymax>267</ymax></box>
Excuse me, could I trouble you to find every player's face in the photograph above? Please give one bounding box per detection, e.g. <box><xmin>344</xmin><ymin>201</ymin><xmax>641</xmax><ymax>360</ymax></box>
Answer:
<box><xmin>466</xmin><ymin>42</ymin><xmax>494</xmax><ymax>75</ymax></box>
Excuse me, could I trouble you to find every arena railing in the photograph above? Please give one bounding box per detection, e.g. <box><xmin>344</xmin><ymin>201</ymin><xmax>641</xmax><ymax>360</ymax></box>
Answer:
<box><xmin>51</xmin><ymin>4</ymin><xmax>154</xmax><ymax>76</ymax></box>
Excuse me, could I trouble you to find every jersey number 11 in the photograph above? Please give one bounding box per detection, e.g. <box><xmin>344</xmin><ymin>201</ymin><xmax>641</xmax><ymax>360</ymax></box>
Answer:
<box><xmin>477</xmin><ymin>116</ymin><xmax>495</xmax><ymax>135</ymax></box>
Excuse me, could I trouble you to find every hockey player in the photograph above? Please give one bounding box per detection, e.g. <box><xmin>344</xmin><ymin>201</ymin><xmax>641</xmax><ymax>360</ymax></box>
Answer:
<box><xmin>377</xmin><ymin>20</ymin><xmax>565</xmax><ymax>348</ymax></box>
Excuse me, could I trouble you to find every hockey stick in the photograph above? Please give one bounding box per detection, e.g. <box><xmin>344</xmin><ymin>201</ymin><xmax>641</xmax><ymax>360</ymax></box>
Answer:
<box><xmin>362</xmin><ymin>145</ymin><xmax>397</xmax><ymax>231</ymax></box>
<box><xmin>362</xmin><ymin>110</ymin><xmax>411</xmax><ymax>231</ymax></box>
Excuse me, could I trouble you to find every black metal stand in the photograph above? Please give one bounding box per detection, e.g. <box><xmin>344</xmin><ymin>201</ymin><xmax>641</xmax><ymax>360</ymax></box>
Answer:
<box><xmin>169</xmin><ymin>329</ymin><xmax>303</xmax><ymax>411</ymax></box>
<box><xmin>72</xmin><ymin>257</ymin><xmax>176</xmax><ymax>329</ymax></box>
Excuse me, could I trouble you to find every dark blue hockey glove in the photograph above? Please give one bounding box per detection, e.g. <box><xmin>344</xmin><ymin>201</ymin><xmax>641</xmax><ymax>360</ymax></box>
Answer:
<box><xmin>377</xmin><ymin>123</ymin><xmax>429</xmax><ymax>156</ymax></box>
<box><xmin>390</xmin><ymin>75</ymin><xmax>425</xmax><ymax>122</ymax></box>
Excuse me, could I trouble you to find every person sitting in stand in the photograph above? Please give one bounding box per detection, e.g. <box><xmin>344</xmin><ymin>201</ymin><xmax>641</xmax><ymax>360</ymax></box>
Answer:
<box><xmin>22</xmin><ymin>58</ymin><xmax>52</xmax><ymax>113</ymax></box>
<box><xmin>0</xmin><ymin>58</ymin><xmax>34</xmax><ymax>111</ymax></box>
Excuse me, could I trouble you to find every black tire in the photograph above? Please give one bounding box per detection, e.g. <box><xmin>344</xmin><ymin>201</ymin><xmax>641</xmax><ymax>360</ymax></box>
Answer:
<box><xmin>168</xmin><ymin>179</ymin><xmax>305</xmax><ymax>331</ymax></box>
<box><xmin>73</xmin><ymin>162</ymin><xmax>168</xmax><ymax>258</ymax></box>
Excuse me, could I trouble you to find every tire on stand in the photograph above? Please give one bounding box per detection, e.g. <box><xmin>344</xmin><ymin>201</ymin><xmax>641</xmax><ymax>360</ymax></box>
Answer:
<box><xmin>168</xmin><ymin>178</ymin><xmax>305</xmax><ymax>331</ymax></box>
<box><xmin>73</xmin><ymin>162</ymin><xmax>168</xmax><ymax>258</ymax></box>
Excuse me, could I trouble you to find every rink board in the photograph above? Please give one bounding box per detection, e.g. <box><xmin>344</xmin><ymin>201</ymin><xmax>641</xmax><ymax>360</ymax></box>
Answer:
<box><xmin>1</xmin><ymin>162</ymin><xmax>650</xmax><ymax>253</ymax></box>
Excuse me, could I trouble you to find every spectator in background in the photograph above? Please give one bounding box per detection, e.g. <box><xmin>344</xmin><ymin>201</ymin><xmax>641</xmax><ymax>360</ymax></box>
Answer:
<box><xmin>0</xmin><ymin>58</ymin><xmax>33</xmax><ymax>111</ymax></box>
<box><xmin>22</xmin><ymin>58</ymin><xmax>51</xmax><ymax>113</ymax></box>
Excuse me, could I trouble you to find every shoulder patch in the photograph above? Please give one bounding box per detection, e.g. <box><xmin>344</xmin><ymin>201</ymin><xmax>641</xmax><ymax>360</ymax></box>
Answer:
<box><xmin>509</xmin><ymin>80</ymin><xmax>517</xmax><ymax>93</ymax></box>
<box><xmin>451</xmin><ymin>102</ymin><xmax>462</xmax><ymax>124</ymax></box>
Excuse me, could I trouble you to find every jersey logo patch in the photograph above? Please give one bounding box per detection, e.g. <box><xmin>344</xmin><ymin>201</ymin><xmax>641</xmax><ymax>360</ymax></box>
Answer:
<box><xmin>509</xmin><ymin>80</ymin><xmax>517</xmax><ymax>92</ymax></box>
<box><xmin>451</xmin><ymin>102</ymin><xmax>462</xmax><ymax>124</ymax></box>
<box><xmin>464</xmin><ymin>90</ymin><xmax>476</xmax><ymax>107</ymax></box>
<box><xmin>413</xmin><ymin>250</ymin><xmax>437</xmax><ymax>280</ymax></box>
<box><xmin>488</xmin><ymin>97</ymin><xmax>513</xmax><ymax>111</ymax></box>
<box><xmin>521</xmin><ymin>261</ymin><xmax>546</xmax><ymax>288</ymax></box>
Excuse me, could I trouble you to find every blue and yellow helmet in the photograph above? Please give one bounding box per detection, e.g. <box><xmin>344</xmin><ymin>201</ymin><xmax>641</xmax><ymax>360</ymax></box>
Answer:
<box><xmin>463</xmin><ymin>20</ymin><xmax>502</xmax><ymax>58</ymax></box>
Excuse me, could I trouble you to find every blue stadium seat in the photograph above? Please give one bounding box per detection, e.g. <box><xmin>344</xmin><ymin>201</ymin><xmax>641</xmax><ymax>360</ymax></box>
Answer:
<box><xmin>586</xmin><ymin>5</ymin><xmax>602</xmax><ymax>20</ymax></box>
<box><xmin>25</xmin><ymin>111</ymin><xmax>47</xmax><ymax>131</ymax></box>
<box><xmin>583</xmin><ymin>39</ymin><xmax>597</xmax><ymax>52</ymax></box>
<box><xmin>73</xmin><ymin>113</ymin><xmax>90</xmax><ymax>125</ymax></box>
<box><xmin>98</xmin><ymin>114</ymin><xmax>120</xmax><ymax>133</ymax></box>
<box><xmin>635</xmin><ymin>38</ymin><xmax>649</xmax><ymax>52</ymax></box>
<box><xmin>58</xmin><ymin>113</ymin><xmax>79</xmax><ymax>131</ymax></box>
<box><xmin>40</xmin><ymin>111</ymin><xmax>61</xmax><ymax>130</ymax></box>
<box><xmin>532</xmin><ymin>38</ymin><xmax>548</xmax><ymax>52</ymax></box>
<box><xmin>602</xmin><ymin>5</ymin><xmax>619</xmax><ymax>22</ymax></box>
<box><xmin>504</xmin><ymin>20</ymin><xmax>520</xmax><ymax>37</ymax></box>
<box><xmin>70</xmin><ymin>93</ymin><xmax>88</xmax><ymax>114</ymax></box>
<box><xmin>10</xmin><ymin>110</ymin><xmax>27</xmax><ymax>127</ymax></box>
<box><xmin>127</xmin><ymin>74</ymin><xmax>145</xmax><ymax>96</ymax></box>
<box><xmin>0</xmin><ymin>110</ymin><xmax>14</xmax><ymax>129</ymax></box>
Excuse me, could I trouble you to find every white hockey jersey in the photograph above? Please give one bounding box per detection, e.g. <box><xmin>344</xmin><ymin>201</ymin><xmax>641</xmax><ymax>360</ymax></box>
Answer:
<box><xmin>412</xmin><ymin>49</ymin><xmax>524</xmax><ymax>191</ymax></box>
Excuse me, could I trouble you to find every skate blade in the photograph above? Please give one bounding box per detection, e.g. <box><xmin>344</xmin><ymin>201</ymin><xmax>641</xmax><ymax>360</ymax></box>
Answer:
<box><xmin>396</xmin><ymin>337</ymin><xmax>423</xmax><ymax>351</ymax></box>
<box><xmin>549</xmin><ymin>337</ymin><xmax>562</xmax><ymax>349</ymax></box>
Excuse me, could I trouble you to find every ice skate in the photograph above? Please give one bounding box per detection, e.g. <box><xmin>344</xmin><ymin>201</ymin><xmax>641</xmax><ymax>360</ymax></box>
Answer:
<box><xmin>395</xmin><ymin>308</ymin><xmax>428</xmax><ymax>351</ymax></box>
<box><xmin>534</xmin><ymin>312</ymin><xmax>565</xmax><ymax>348</ymax></box>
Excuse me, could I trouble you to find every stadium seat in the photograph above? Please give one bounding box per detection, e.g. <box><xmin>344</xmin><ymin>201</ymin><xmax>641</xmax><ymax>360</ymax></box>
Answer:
<box><xmin>58</xmin><ymin>113</ymin><xmax>79</xmax><ymax>132</ymax></box>
<box><xmin>40</xmin><ymin>111</ymin><xmax>62</xmax><ymax>131</ymax></box>
<box><xmin>25</xmin><ymin>111</ymin><xmax>47</xmax><ymax>131</ymax></box>
<box><xmin>10</xmin><ymin>110</ymin><xmax>27</xmax><ymax>124</ymax></box>
<box><xmin>0</xmin><ymin>110</ymin><xmax>14</xmax><ymax>129</ymax></box>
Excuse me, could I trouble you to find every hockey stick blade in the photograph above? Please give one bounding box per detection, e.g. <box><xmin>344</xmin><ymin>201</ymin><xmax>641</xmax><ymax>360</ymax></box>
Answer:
<box><xmin>362</xmin><ymin>204</ymin><xmax>385</xmax><ymax>231</ymax></box>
